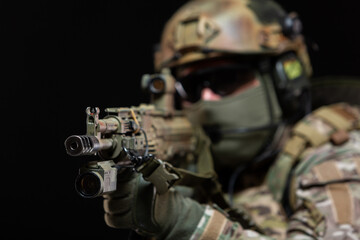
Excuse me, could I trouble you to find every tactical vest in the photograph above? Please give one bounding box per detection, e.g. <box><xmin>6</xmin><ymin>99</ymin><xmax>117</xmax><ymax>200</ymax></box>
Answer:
<box><xmin>266</xmin><ymin>102</ymin><xmax>360</xmax><ymax>212</ymax></box>
<box><xmin>230</xmin><ymin>102</ymin><xmax>360</xmax><ymax>238</ymax></box>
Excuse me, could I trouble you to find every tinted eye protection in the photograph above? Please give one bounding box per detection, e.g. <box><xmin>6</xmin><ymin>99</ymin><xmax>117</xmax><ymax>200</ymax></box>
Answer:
<box><xmin>176</xmin><ymin>65</ymin><xmax>256</xmax><ymax>103</ymax></box>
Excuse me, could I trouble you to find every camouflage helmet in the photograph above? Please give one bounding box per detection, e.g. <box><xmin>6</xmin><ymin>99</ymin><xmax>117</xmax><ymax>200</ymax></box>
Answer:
<box><xmin>154</xmin><ymin>0</ymin><xmax>312</xmax><ymax>77</ymax></box>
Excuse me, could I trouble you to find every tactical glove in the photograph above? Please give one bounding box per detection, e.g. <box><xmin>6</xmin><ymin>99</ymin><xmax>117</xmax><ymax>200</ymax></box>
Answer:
<box><xmin>103</xmin><ymin>168</ymin><xmax>205</xmax><ymax>239</ymax></box>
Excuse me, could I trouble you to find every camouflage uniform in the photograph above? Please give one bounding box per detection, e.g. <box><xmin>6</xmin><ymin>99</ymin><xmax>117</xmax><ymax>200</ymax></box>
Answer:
<box><xmin>101</xmin><ymin>1</ymin><xmax>360</xmax><ymax>239</ymax></box>
<box><xmin>189</xmin><ymin>103</ymin><xmax>360</xmax><ymax>239</ymax></box>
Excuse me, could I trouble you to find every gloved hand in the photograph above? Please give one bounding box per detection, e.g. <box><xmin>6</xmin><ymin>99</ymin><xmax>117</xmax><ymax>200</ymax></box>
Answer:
<box><xmin>103</xmin><ymin>168</ymin><xmax>205</xmax><ymax>239</ymax></box>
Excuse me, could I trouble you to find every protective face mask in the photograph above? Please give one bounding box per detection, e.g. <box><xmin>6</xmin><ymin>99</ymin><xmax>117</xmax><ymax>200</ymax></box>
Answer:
<box><xmin>184</xmin><ymin>80</ymin><xmax>282</xmax><ymax>169</ymax></box>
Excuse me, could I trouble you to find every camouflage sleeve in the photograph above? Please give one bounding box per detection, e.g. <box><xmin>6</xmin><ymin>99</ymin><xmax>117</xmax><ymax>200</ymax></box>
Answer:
<box><xmin>287</xmin><ymin>130</ymin><xmax>360</xmax><ymax>239</ymax></box>
<box><xmin>189</xmin><ymin>205</ymin><xmax>275</xmax><ymax>240</ymax></box>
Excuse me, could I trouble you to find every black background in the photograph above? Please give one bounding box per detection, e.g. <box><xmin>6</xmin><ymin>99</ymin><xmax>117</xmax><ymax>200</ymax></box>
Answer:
<box><xmin>2</xmin><ymin>0</ymin><xmax>360</xmax><ymax>238</ymax></box>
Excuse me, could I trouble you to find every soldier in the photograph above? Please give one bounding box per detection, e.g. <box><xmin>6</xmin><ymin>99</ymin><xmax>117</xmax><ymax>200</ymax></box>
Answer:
<box><xmin>103</xmin><ymin>0</ymin><xmax>360</xmax><ymax>239</ymax></box>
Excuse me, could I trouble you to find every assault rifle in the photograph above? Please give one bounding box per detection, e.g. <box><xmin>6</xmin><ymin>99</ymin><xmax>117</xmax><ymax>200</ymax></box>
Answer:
<box><xmin>64</xmin><ymin>70</ymin><xmax>196</xmax><ymax>198</ymax></box>
<box><xmin>64</xmin><ymin>70</ymin><xmax>264</xmax><ymax>232</ymax></box>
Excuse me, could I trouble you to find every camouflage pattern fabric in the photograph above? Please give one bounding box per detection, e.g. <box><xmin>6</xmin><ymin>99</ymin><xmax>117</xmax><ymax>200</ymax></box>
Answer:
<box><xmin>189</xmin><ymin>103</ymin><xmax>360</xmax><ymax>239</ymax></box>
<box><xmin>288</xmin><ymin>131</ymin><xmax>360</xmax><ymax>239</ymax></box>
<box><xmin>232</xmin><ymin>185</ymin><xmax>288</xmax><ymax>239</ymax></box>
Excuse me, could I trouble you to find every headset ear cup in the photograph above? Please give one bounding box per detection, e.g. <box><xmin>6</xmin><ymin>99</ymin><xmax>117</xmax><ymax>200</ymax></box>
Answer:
<box><xmin>272</xmin><ymin>52</ymin><xmax>311</xmax><ymax>122</ymax></box>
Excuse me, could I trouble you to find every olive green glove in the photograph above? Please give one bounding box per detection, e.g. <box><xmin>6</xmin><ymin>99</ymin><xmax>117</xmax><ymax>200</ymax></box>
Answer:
<box><xmin>103</xmin><ymin>168</ymin><xmax>205</xmax><ymax>239</ymax></box>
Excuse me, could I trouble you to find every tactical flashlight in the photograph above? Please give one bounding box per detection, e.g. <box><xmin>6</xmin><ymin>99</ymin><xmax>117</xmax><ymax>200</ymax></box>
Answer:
<box><xmin>75</xmin><ymin>160</ymin><xmax>117</xmax><ymax>198</ymax></box>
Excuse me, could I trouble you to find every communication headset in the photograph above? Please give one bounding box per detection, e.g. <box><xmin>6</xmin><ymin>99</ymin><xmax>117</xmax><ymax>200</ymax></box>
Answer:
<box><xmin>266</xmin><ymin>12</ymin><xmax>311</xmax><ymax>122</ymax></box>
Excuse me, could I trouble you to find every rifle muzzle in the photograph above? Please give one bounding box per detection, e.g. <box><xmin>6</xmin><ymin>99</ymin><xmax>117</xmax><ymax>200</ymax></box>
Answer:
<box><xmin>64</xmin><ymin>135</ymin><xmax>113</xmax><ymax>156</ymax></box>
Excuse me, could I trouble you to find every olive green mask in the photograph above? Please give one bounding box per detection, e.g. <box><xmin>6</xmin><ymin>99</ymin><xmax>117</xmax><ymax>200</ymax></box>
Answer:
<box><xmin>183</xmin><ymin>76</ymin><xmax>283</xmax><ymax>169</ymax></box>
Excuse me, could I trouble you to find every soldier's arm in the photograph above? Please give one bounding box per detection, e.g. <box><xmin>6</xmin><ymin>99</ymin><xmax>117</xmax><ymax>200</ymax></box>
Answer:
<box><xmin>189</xmin><ymin>205</ymin><xmax>275</xmax><ymax>240</ymax></box>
